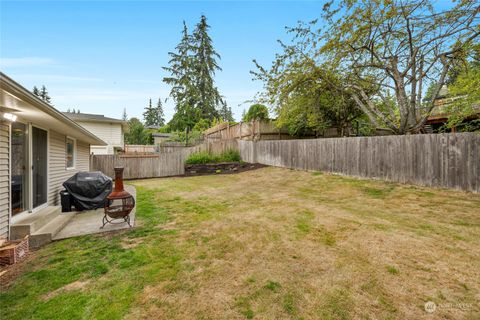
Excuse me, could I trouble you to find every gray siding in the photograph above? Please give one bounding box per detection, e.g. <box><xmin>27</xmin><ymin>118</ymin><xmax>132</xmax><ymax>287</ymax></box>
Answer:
<box><xmin>48</xmin><ymin>130</ymin><xmax>90</xmax><ymax>205</ymax></box>
<box><xmin>0</xmin><ymin>121</ymin><xmax>10</xmax><ymax>239</ymax></box>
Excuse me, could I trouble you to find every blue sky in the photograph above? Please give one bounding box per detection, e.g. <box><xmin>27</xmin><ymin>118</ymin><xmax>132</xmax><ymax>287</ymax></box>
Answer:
<box><xmin>0</xmin><ymin>0</ymin><xmax>327</xmax><ymax>122</ymax></box>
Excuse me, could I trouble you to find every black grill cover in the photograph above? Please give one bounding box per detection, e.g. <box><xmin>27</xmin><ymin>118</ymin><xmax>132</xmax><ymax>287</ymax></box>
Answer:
<box><xmin>63</xmin><ymin>171</ymin><xmax>112</xmax><ymax>210</ymax></box>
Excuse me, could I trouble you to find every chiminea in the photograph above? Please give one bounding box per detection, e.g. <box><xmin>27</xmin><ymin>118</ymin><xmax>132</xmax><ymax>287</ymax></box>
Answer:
<box><xmin>102</xmin><ymin>167</ymin><xmax>135</xmax><ymax>228</ymax></box>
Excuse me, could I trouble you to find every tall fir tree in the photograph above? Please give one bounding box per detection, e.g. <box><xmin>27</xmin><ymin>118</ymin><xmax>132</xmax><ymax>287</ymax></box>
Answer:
<box><xmin>191</xmin><ymin>15</ymin><xmax>222</xmax><ymax>122</ymax></box>
<box><xmin>143</xmin><ymin>98</ymin><xmax>166</xmax><ymax>127</ymax></box>
<box><xmin>156</xmin><ymin>98</ymin><xmax>166</xmax><ymax>126</ymax></box>
<box><xmin>143</xmin><ymin>99</ymin><xmax>155</xmax><ymax>126</ymax></box>
<box><xmin>122</xmin><ymin>108</ymin><xmax>128</xmax><ymax>121</ymax></box>
<box><xmin>163</xmin><ymin>16</ymin><xmax>225</xmax><ymax>131</ymax></box>
<box><xmin>218</xmin><ymin>100</ymin><xmax>234</xmax><ymax>122</ymax></box>
<box><xmin>163</xmin><ymin>22</ymin><xmax>197</xmax><ymax>131</ymax></box>
<box><xmin>32</xmin><ymin>86</ymin><xmax>40</xmax><ymax>97</ymax></box>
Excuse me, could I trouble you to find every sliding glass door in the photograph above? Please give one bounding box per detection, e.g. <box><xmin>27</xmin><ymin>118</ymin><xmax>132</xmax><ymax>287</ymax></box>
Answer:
<box><xmin>32</xmin><ymin>127</ymin><xmax>48</xmax><ymax>208</ymax></box>
<box><xmin>11</xmin><ymin>122</ymin><xmax>28</xmax><ymax>215</ymax></box>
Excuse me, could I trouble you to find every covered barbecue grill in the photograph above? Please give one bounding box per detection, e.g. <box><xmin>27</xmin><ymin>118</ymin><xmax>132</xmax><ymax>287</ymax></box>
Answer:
<box><xmin>63</xmin><ymin>171</ymin><xmax>112</xmax><ymax>210</ymax></box>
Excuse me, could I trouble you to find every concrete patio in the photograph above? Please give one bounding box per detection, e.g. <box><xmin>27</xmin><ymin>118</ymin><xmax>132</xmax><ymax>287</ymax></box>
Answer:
<box><xmin>54</xmin><ymin>185</ymin><xmax>136</xmax><ymax>240</ymax></box>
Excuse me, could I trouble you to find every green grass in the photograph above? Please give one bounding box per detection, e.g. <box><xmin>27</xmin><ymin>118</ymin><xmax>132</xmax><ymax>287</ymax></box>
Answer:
<box><xmin>387</xmin><ymin>265</ymin><xmax>400</xmax><ymax>275</ymax></box>
<box><xmin>1</xmin><ymin>167</ymin><xmax>479</xmax><ymax>320</ymax></box>
<box><xmin>264</xmin><ymin>280</ymin><xmax>282</xmax><ymax>292</ymax></box>
<box><xmin>185</xmin><ymin>149</ymin><xmax>241</xmax><ymax>164</ymax></box>
<box><xmin>0</xmin><ymin>188</ymin><xmax>183</xmax><ymax>320</ymax></box>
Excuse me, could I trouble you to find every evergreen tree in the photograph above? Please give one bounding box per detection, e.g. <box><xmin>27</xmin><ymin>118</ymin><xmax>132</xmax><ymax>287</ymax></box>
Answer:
<box><xmin>191</xmin><ymin>15</ymin><xmax>222</xmax><ymax>122</ymax></box>
<box><xmin>163</xmin><ymin>16</ymin><xmax>225</xmax><ymax>130</ymax></box>
<box><xmin>143</xmin><ymin>99</ymin><xmax>155</xmax><ymax>126</ymax></box>
<box><xmin>143</xmin><ymin>98</ymin><xmax>166</xmax><ymax>127</ymax></box>
<box><xmin>32</xmin><ymin>86</ymin><xmax>40</xmax><ymax>97</ymax></box>
<box><xmin>156</xmin><ymin>98</ymin><xmax>166</xmax><ymax>126</ymax></box>
<box><xmin>122</xmin><ymin>108</ymin><xmax>128</xmax><ymax>121</ymax></box>
<box><xmin>218</xmin><ymin>100</ymin><xmax>234</xmax><ymax>122</ymax></box>
<box><xmin>39</xmin><ymin>85</ymin><xmax>52</xmax><ymax>104</ymax></box>
<box><xmin>163</xmin><ymin>22</ymin><xmax>197</xmax><ymax>131</ymax></box>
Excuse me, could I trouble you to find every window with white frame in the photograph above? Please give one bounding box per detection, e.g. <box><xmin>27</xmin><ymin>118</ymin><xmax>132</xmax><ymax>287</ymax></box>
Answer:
<box><xmin>66</xmin><ymin>137</ymin><xmax>75</xmax><ymax>168</ymax></box>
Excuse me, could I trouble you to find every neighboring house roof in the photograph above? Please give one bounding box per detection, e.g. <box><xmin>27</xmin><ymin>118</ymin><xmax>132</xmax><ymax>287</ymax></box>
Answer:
<box><xmin>0</xmin><ymin>72</ymin><xmax>106</xmax><ymax>145</ymax></box>
<box><xmin>63</xmin><ymin>112</ymin><xmax>128</xmax><ymax>129</ymax></box>
<box><xmin>152</xmin><ymin>132</ymin><xmax>173</xmax><ymax>138</ymax></box>
<box><xmin>145</xmin><ymin>125</ymin><xmax>161</xmax><ymax>130</ymax></box>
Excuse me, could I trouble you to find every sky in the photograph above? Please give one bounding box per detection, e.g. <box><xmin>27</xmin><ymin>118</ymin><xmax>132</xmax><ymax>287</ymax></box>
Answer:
<box><xmin>0</xmin><ymin>0</ymin><xmax>327</xmax><ymax>122</ymax></box>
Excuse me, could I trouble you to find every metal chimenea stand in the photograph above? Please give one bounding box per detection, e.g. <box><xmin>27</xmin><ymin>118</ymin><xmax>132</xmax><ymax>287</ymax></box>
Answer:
<box><xmin>102</xmin><ymin>167</ymin><xmax>135</xmax><ymax>228</ymax></box>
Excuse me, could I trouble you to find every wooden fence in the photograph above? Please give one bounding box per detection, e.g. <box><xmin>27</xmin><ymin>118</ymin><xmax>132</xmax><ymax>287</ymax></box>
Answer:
<box><xmin>124</xmin><ymin>144</ymin><xmax>157</xmax><ymax>154</ymax></box>
<box><xmin>91</xmin><ymin>140</ymin><xmax>239</xmax><ymax>179</ymax></box>
<box><xmin>204</xmin><ymin>120</ymin><xmax>291</xmax><ymax>141</ymax></box>
<box><xmin>92</xmin><ymin>133</ymin><xmax>479</xmax><ymax>192</ymax></box>
<box><xmin>239</xmin><ymin>133</ymin><xmax>480</xmax><ymax>192</ymax></box>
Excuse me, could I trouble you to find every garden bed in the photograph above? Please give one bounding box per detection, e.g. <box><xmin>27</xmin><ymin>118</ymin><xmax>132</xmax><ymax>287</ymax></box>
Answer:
<box><xmin>185</xmin><ymin>162</ymin><xmax>266</xmax><ymax>176</ymax></box>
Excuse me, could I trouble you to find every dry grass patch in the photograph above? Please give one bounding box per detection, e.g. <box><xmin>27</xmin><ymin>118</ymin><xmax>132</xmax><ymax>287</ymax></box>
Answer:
<box><xmin>125</xmin><ymin>167</ymin><xmax>480</xmax><ymax>319</ymax></box>
<box><xmin>2</xmin><ymin>167</ymin><xmax>479</xmax><ymax>320</ymax></box>
<box><xmin>42</xmin><ymin>280</ymin><xmax>91</xmax><ymax>300</ymax></box>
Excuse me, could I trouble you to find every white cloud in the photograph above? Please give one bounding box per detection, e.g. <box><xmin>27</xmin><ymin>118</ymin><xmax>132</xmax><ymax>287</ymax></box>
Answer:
<box><xmin>0</xmin><ymin>57</ymin><xmax>55</xmax><ymax>67</ymax></box>
<box><xmin>12</xmin><ymin>74</ymin><xmax>104</xmax><ymax>82</ymax></box>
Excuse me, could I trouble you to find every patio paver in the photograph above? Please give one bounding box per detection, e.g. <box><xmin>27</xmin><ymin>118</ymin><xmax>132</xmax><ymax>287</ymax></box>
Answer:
<box><xmin>53</xmin><ymin>185</ymin><xmax>136</xmax><ymax>239</ymax></box>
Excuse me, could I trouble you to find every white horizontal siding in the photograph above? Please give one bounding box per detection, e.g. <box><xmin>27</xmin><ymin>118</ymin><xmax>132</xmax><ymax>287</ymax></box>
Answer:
<box><xmin>76</xmin><ymin>121</ymin><xmax>123</xmax><ymax>149</ymax></box>
<box><xmin>48</xmin><ymin>130</ymin><xmax>91</xmax><ymax>205</ymax></box>
<box><xmin>0</xmin><ymin>121</ymin><xmax>10</xmax><ymax>239</ymax></box>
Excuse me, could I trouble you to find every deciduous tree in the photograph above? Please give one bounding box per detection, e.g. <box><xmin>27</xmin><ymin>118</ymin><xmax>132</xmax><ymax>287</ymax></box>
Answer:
<box><xmin>318</xmin><ymin>0</ymin><xmax>479</xmax><ymax>134</ymax></box>
<box><xmin>125</xmin><ymin>117</ymin><xmax>148</xmax><ymax>144</ymax></box>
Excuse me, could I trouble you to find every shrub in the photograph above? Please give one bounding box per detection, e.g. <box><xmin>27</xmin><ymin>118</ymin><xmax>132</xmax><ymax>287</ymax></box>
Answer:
<box><xmin>220</xmin><ymin>149</ymin><xmax>241</xmax><ymax>162</ymax></box>
<box><xmin>185</xmin><ymin>149</ymin><xmax>241</xmax><ymax>164</ymax></box>
<box><xmin>167</xmin><ymin>130</ymin><xmax>204</xmax><ymax>145</ymax></box>
<box><xmin>185</xmin><ymin>151</ymin><xmax>217</xmax><ymax>164</ymax></box>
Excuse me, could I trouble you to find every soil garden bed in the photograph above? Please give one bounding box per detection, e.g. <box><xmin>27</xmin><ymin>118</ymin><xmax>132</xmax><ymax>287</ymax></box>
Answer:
<box><xmin>185</xmin><ymin>162</ymin><xmax>266</xmax><ymax>176</ymax></box>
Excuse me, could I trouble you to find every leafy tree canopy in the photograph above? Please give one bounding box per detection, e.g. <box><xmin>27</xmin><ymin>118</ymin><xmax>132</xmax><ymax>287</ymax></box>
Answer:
<box><xmin>253</xmin><ymin>0</ymin><xmax>479</xmax><ymax>135</ymax></box>
<box><xmin>125</xmin><ymin>117</ymin><xmax>148</xmax><ymax>145</ymax></box>
<box><xmin>443</xmin><ymin>42</ymin><xmax>480</xmax><ymax>131</ymax></box>
<box><xmin>243</xmin><ymin>104</ymin><xmax>269</xmax><ymax>122</ymax></box>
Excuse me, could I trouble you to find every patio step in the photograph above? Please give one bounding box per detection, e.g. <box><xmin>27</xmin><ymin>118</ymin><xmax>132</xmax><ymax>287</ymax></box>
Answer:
<box><xmin>29</xmin><ymin>212</ymin><xmax>75</xmax><ymax>248</ymax></box>
<box><xmin>10</xmin><ymin>206</ymin><xmax>62</xmax><ymax>239</ymax></box>
<box><xmin>10</xmin><ymin>206</ymin><xmax>76</xmax><ymax>248</ymax></box>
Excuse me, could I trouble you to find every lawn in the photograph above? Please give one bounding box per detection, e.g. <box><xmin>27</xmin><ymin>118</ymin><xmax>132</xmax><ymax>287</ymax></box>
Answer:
<box><xmin>1</xmin><ymin>167</ymin><xmax>479</xmax><ymax>319</ymax></box>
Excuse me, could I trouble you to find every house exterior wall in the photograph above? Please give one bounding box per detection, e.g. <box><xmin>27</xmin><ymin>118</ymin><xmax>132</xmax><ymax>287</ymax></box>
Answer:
<box><xmin>0</xmin><ymin>121</ymin><xmax>10</xmax><ymax>239</ymax></box>
<box><xmin>153</xmin><ymin>136</ymin><xmax>170</xmax><ymax>145</ymax></box>
<box><xmin>48</xmin><ymin>130</ymin><xmax>90</xmax><ymax>206</ymax></box>
<box><xmin>75</xmin><ymin>121</ymin><xmax>124</xmax><ymax>154</ymax></box>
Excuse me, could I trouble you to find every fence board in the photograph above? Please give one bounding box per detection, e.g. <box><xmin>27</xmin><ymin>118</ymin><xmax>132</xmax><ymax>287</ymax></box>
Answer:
<box><xmin>93</xmin><ymin>134</ymin><xmax>478</xmax><ymax>192</ymax></box>
<box><xmin>238</xmin><ymin>133</ymin><xmax>480</xmax><ymax>192</ymax></box>
<box><xmin>91</xmin><ymin>140</ymin><xmax>240</xmax><ymax>180</ymax></box>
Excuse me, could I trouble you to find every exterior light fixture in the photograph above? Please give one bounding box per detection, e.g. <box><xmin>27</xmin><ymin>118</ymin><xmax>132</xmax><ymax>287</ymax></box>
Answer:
<box><xmin>2</xmin><ymin>112</ymin><xmax>17</xmax><ymax>122</ymax></box>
